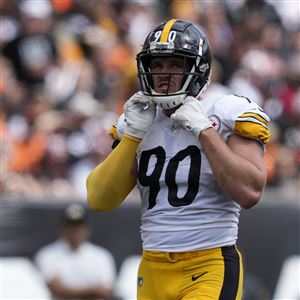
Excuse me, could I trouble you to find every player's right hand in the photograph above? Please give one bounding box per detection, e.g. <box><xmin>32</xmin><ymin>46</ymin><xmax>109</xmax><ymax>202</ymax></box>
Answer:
<box><xmin>124</xmin><ymin>92</ymin><xmax>156</xmax><ymax>139</ymax></box>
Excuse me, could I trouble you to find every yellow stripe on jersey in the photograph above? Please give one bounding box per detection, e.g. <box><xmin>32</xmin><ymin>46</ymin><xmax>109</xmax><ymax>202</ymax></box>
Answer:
<box><xmin>238</xmin><ymin>112</ymin><xmax>269</xmax><ymax>126</ymax></box>
<box><xmin>160</xmin><ymin>19</ymin><xmax>177</xmax><ymax>42</ymax></box>
<box><xmin>234</xmin><ymin>121</ymin><xmax>271</xmax><ymax>144</ymax></box>
<box><xmin>109</xmin><ymin>124</ymin><xmax>119</xmax><ymax>141</ymax></box>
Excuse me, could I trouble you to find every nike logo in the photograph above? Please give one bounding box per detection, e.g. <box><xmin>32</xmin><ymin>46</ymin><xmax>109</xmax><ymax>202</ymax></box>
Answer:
<box><xmin>192</xmin><ymin>272</ymin><xmax>208</xmax><ymax>281</ymax></box>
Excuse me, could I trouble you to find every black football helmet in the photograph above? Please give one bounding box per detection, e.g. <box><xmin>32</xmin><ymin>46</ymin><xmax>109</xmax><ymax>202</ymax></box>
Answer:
<box><xmin>136</xmin><ymin>19</ymin><xmax>212</xmax><ymax>109</ymax></box>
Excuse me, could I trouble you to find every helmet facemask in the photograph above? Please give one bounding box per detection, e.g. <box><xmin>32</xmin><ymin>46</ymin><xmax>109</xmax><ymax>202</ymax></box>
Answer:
<box><xmin>136</xmin><ymin>19</ymin><xmax>212</xmax><ymax>109</ymax></box>
<box><xmin>137</xmin><ymin>54</ymin><xmax>203</xmax><ymax>109</ymax></box>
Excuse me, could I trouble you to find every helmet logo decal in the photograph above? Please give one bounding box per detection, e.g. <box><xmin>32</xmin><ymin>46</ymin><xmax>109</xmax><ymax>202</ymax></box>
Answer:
<box><xmin>199</xmin><ymin>63</ymin><xmax>209</xmax><ymax>72</ymax></box>
<box><xmin>160</xmin><ymin>19</ymin><xmax>177</xmax><ymax>42</ymax></box>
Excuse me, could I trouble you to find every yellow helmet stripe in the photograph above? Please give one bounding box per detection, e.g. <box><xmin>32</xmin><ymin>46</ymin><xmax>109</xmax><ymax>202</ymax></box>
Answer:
<box><xmin>160</xmin><ymin>19</ymin><xmax>177</xmax><ymax>42</ymax></box>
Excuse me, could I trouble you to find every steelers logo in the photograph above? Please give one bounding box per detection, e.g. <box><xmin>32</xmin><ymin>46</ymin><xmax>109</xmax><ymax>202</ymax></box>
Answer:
<box><xmin>209</xmin><ymin>115</ymin><xmax>221</xmax><ymax>131</ymax></box>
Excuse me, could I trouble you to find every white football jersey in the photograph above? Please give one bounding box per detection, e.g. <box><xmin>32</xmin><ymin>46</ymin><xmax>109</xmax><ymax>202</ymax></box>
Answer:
<box><xmin>116</xmin><ymin>94</ymin><xmax>270</xmax><ymax>252</ymax></box>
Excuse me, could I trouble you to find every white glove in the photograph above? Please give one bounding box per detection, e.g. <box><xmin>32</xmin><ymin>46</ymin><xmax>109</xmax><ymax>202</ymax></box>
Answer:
<box><xmin>124</xmin><ymin>91</ymin><xmax>156</xmax><ymax>139</ymax></box>
<box><xmin>171</xmin><ymin>96</ymin><xmax>212</xmax><ymax>138</ymax></box>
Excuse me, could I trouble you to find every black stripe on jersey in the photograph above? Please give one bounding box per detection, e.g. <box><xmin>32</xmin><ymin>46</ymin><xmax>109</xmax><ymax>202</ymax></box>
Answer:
<box><xmin>219</xmin><ymin>246</ymin><xmax>240</xmax><ymax>300</ymax></box>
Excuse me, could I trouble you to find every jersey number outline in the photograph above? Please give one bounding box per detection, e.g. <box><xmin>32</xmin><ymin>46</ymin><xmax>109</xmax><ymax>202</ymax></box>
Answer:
<box><xmin>138</xmin><ymin>146</ymin><xmax>201</xmax><ymax>209</ymax></box>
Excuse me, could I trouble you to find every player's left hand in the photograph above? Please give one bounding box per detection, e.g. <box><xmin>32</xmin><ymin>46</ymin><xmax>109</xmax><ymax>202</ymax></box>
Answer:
<box><xmin>171</xmin><ymin>96</ymin><xmax>212</xmax><ymax>138</ymax></box>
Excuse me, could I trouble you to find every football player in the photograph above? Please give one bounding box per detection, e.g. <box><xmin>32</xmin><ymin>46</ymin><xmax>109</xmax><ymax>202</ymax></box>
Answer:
<box><xmin>86</xmin><ymin>19</ymin><xmax>271</xmax><ymax>299</ymax></box>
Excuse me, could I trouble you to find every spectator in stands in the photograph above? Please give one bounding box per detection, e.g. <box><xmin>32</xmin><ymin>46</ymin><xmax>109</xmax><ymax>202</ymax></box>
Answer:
<box><xmin>35</xmin><ymin>203</ymin><xmax>116</xmax><ymax>299</ymax></box>
<box><xmin>2</xmin><ymin>0</ymin><xmax>58</xmax><ymax>87</ymax></box>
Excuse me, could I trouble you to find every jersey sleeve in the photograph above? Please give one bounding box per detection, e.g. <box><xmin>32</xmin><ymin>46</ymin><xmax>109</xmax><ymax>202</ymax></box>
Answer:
<box><xmin>234</xmin><ymin>108</ymin><xmax>270</xmax><ymax>145</ymax></box>
<box><xmin>86</xmin><ymin>134</ymin><xmax>139</xmax><ymax>211</ymax></box>
<box><xmin>214</xmin><ymin>95</ymin><xmax>271</xmax><ymax>146</ymax></box>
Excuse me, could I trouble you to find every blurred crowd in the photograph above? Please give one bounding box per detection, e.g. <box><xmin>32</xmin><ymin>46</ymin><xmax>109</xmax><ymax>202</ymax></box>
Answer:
<box><xmin>1</xmin><ymin>0</ymin><xmax>299</xmax><ymax>202</ymax></box>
